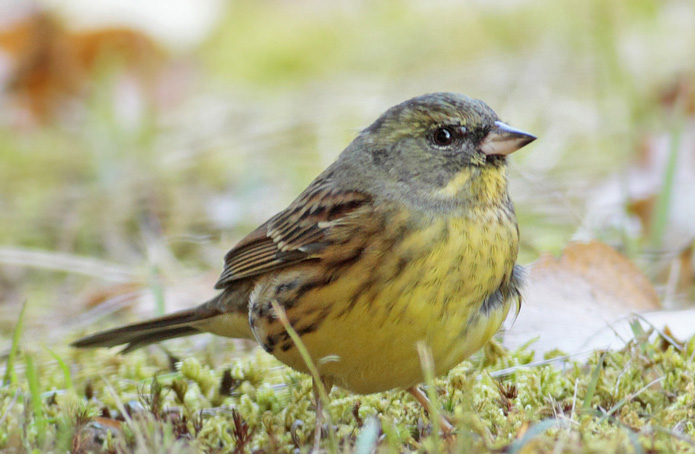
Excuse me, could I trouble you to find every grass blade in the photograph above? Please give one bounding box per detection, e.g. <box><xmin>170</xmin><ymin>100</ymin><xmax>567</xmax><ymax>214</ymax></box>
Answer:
<box><xmin>649</xmin><ymin>94</ymin><xmax>686</xmax><ymax>249</ymax></box>
<box><xmin>270</xmin><ymin>300</ymin><xmax>338</xmax><ymax>453</ymax></box>
<box><xmin>46</xmin><ymin>348</ymin><xmax>74</xmax><ymax>391</ymax></box>
<box><xmin>582</xmin><ymin>352</ymin><xmax>606</xmax><ymax>412</ymax></box>
<box><xmin>25</xmin><ymin>353</ymin><xmax>46</xmax><ymax>447</ymax></box>
<box><xmin>3</xmin><ymin>299</ymin><xmax>28</xmax><ymax>386</ymax></box>
<box><xmin>416</xmin><ymin>341</ymin><xmax>442</xmax><ymax>450</ymax></box>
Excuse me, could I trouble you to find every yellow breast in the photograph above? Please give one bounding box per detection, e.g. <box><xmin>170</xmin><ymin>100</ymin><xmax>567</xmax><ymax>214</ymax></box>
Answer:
<box><xmin>266</xmin><ymin>203</ymin><xmax>519</xmax><ymax>394</ymax></box>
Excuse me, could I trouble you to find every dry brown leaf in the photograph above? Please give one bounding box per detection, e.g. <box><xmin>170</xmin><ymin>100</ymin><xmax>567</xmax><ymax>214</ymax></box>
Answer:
<box><xmin>627</xmin><ymin>196</ymin><xmax>655</xmax><ymax>238</ymax></box>
<box><xmin>503</xmin><ymin>241</ymin><xmax>661</xmax><ymax>358</ymax></box>
<box><xmin>673</xmin><ymin>244</ymin><xmax>695</xmax><ymax>299</ymax></box>
<box><xmin>0</xmin><ymin>11</ymin><xmax>166</xmax><ymax>124</ymax></box>
<box><xmin>659</xmin><ymin>72</ymin><xmax>695</xmax><ymax>115</ymax></box>
<box><xmin>536</xmin><ymin>241</ymin><xmax>660</xmax><ymax>312</ymax></box>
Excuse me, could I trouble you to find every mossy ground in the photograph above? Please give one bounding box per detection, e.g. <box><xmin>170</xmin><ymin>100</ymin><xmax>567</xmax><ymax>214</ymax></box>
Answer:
<box><xmin>3</xmin><ymin>330</ymin><xmax>695</xmax><ymax>452</ymax></box>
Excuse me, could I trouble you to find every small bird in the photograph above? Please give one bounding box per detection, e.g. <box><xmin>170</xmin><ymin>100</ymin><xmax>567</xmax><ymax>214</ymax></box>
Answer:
<box><xmin>72</xmin><ymin>92</ymin><xmax>535</xmax><ymax>441</ymax></box>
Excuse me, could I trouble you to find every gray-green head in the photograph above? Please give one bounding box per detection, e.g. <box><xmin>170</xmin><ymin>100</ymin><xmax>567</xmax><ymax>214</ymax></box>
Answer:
<box><xmin>336</xmin><ymin>92</ymin><xmax>536</xmax><ymax>211</ymax></box>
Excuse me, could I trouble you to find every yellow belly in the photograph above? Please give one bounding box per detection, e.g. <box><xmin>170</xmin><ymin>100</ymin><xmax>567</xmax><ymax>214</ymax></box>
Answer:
<box><xmin>257</xmin><ymin>208</ymin><xmax>518</xmax><ymax>394</ymax></box>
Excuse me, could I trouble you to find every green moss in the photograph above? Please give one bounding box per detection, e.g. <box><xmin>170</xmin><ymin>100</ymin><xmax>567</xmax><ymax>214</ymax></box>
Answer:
<box><xmin>5</xmin><ymin>332</ymin><xmax>695</xmax><ymax>452</ymax></box>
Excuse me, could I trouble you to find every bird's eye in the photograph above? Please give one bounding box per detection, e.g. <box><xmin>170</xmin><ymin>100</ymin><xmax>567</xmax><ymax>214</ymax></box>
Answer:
<box><xmin>432</xmin><ymin>127</ymin><xmax>455</xmax><ymax>146</ymax></box>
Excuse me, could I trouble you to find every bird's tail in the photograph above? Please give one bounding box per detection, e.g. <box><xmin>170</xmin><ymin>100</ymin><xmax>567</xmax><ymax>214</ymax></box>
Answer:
<box><xmin>71</xmin><ymin>291</ymin><xmax>253</xmax><ymax>353</ymax></box>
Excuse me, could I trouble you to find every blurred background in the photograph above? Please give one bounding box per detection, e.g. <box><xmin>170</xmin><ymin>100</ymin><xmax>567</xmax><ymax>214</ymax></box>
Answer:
<box><xmin>0</xmin><ymin>0</ymin><xmax>693</xmax><ymax>347</ymax></box>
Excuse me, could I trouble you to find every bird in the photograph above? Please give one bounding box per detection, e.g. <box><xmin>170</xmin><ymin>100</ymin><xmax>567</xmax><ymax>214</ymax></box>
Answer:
<box><xmin>72</xmin><ymin>92</ymin><xmax>535</xmax><ymax>444</ymax></box>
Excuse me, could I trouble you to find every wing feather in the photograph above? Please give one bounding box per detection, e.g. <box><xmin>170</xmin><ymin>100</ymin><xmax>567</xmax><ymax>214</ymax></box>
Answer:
<box><xmin>214</xmin><ymin>179</ymin><xmax>372</xmax><ymax>289</ymax></box>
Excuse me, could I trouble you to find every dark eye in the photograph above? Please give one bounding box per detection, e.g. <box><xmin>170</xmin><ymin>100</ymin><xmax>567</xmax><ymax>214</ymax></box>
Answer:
<box><xmin>432</xmin><ymin>127</ymin><xmax>455</xmax><ymax>146</ymax></box>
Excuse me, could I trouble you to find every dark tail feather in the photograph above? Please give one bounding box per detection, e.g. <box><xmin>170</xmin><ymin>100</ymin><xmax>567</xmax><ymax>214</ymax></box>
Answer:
<box><xmin>71</xmin><ymin>306</ymin><xmax>216</xmax><ymax>353</ymax></box>
<box><xmin>72</xmin><ymin>287</ymin><xmax>254</xmax><ymax>352</ymax></box>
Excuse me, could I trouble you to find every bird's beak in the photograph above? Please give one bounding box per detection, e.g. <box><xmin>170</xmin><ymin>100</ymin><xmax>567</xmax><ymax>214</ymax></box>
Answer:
<box><xmin>479</xmin><ymin>121</ymin><xmax>536</xmax><ymax>156</ymax></box>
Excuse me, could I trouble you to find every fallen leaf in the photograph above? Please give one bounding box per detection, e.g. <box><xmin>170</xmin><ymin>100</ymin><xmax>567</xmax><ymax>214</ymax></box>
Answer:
<box><xmin>503</xmin><ymin>241</ymin><xmax>660</xmax><ymax>358</ymax></box>
<box><xmin>0</xmin><ymin>11</ymin><xmax>166</xmax><ymax>124</ymax></box>
<box><xmin>544</xmin><ymin>241</ymin><xmax>659</xmax><ymax>311</ymax></box>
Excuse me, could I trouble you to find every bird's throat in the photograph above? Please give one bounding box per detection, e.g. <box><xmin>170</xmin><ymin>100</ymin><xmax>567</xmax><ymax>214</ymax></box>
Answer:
<box><xmin>436</xmin><ymin>165</ymin><xmax>509</xmax><ymax>209</ymax></box>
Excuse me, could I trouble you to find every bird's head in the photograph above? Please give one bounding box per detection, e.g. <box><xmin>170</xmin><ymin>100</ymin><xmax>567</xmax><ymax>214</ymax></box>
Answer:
<box><xmin>344</xmin><ymin>92</ymin><xmax>536</xmax><ymax>211</ymax></box>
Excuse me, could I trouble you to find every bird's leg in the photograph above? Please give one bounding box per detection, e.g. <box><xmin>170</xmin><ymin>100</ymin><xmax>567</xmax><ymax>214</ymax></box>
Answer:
<box><xmin>407</xmin><ymin>386</ymin><xmax>455</xmax><ymax>436</ymax></box>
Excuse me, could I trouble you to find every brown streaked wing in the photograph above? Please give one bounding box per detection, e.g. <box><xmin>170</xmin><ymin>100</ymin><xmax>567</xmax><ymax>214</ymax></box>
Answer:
<box><xmin>214</xmin><ymin>181</ymin><xmax>372</xmax><ymax>289</ymax></box>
